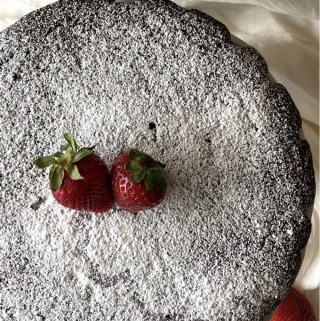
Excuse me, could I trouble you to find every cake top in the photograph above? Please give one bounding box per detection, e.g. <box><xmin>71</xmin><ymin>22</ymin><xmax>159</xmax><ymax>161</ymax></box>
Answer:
<box><xmin>0</xmin><ymin>0</ymin><xmax>315</xmax><ymax>320</ymax></box>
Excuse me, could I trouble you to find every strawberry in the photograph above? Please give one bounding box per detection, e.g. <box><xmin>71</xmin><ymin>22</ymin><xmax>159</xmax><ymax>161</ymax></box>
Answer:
<box><xmin>34</xmin><ymin>133</ymin><xmax>114</xmax><ymax>213</ymax></box>
<box><xmin>111</xmin><ymin>149</ymin><xmax>167</xmax><ymax>212</ymax></box>
<box><xmin>271</xmin><ymin>287</ymin><xmax>316</xmax><ymax>321</ymax></box>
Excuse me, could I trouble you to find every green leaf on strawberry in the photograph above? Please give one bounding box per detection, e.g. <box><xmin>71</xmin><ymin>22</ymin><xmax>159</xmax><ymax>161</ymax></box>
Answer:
<box><xmin>49</xmin><ymin>164</ymin><xmax>65</xmax><ymax>191</ymax></box>
<box><xmin>64</xmin><ymin>132</ymin><xmax>78</xmax><ymax>151</ymax></box>
<box><xmin>33</xmin><ymin>155</ymin><xmax>56</xmax><ymax>168</ymax></box>
<box><xmin>65</xmin><ymin>163</ymin><xmax>83</xmax><ymax>180</ymax></box>
<box><xmin>72</xmin><ymin>147</ymin><xmax>95</xmax><ymax>163</ymax></box>
<box><xmin>33</xmin><ymin>133</ymin><xmax>94</xmax><ymax>191</ymax></box>
<box><xmin>125</xmin><ymin>149</ymin><xmax>167</xmax><ymax>192</ymax></box>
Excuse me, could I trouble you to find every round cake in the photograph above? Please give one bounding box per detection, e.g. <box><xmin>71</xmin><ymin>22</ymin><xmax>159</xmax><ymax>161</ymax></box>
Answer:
<box><xmin>0</xmin><ymin>0</ymin><xmax>316</xmax><ymax>320</ymax></box>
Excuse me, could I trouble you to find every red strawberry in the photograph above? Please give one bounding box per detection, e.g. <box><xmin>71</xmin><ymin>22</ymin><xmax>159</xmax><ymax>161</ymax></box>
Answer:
<box><xmin>271</xmin><ymin>287</ymin><xmax>316</xmax><ymax>321</ymax></box>
<box><xmin>111</xmin><ymin>149</ymin><xmax>167</xmax><ymax>212</ymax></box>
<box><xmin>34</xmin><ymin>133</ymin><xmax>114</xmax><ymax>213</ymax></box>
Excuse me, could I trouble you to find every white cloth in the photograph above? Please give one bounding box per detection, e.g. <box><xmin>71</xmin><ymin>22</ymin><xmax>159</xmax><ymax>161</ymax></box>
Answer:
<box><xmin>0</xmin><ymin>0</ymin><xmax>318</xmax><ymax>319</ymax></box>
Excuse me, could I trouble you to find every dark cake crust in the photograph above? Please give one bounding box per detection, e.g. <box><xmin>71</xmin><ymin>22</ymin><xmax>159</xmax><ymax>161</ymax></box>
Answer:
<box><xmin>0</xmin><ymin>1</ymin><xmax>315</xmax><ymax>320</ymax></box>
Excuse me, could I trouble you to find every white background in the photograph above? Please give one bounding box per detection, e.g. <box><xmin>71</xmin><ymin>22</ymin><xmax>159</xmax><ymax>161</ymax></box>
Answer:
<box><xmin>0</xmin><ymin>0</ymin><xmax>318</xmax><ymax>319</ymax></box>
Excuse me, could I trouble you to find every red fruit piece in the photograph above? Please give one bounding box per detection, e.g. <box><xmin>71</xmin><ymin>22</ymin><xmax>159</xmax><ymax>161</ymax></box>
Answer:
<box><xmin>34</xmin><ymin>133</ymin><xmax>114</xmax><ymax>213</ymax></box>
<box><xmin>271</xmin><ymin>287</ymin><xmax>316</xmax><ymax>321</ymax></box>
<box><xmin>111</xmin><ymin>149</ymin><xmax>167</xmax><ymax>212</ymax></box>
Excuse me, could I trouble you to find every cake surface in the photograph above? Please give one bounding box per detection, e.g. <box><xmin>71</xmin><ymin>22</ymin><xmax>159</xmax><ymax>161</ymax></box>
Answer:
<box><xmin>0</xmin><ymin>0</ymin><xmax>315</xmax><ymax>320</ymax></box>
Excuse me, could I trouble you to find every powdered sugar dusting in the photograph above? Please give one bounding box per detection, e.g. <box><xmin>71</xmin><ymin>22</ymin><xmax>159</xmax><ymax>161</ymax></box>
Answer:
<box><xmin>0</xmin><ymin>0</ymin><xmax>315</xmax><ymax>320</ymax></box>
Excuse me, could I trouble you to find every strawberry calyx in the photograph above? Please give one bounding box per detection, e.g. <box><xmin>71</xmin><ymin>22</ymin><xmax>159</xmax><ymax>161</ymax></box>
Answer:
<box><xmin>125</xmin><ymin>149</ymin><xmax>167</xmax><ymax>192</ymax></box>
<box><xmin>33</xmin><ymin>133</ymin><xmax>95</xmax><ymax>191</ymax></box>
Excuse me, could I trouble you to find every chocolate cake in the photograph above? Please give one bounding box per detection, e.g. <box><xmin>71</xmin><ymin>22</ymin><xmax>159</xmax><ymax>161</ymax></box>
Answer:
<box><xmin>0</xmin><ymin>0</ymin><xmax>315</xmax><ymax>320</ymax></box>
